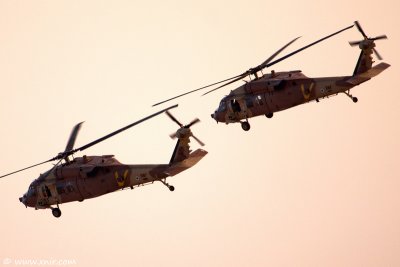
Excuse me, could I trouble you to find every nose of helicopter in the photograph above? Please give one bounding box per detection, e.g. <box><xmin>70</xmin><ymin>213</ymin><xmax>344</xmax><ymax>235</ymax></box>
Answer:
<box><xmin>211</xmin><ymin>111</ymin><xmax>225</xmax><ymax>123</ymax></box>
<box><xmin>19</xmin><ymin>193</ymin><xmax>35</xmax><ymax>207</ymax></box>
<box><xmin>19</xmin><ymin>195</ymin><xmax>27</xmax><ymax>206</ymax></box>
<box><xmin>211</xmin><ymin>112</ymin><xmax>217</xmax><ymax>122</ymax></box>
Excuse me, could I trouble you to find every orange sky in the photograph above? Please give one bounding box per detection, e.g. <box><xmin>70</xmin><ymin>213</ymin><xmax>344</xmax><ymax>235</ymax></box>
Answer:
<box><xmin>0</xmin><ymin>0</ymin><xmax>399</xmax><ymax>266</ymax></box>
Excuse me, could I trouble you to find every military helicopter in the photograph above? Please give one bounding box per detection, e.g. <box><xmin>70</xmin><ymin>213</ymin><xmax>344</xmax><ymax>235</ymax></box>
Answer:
<box><xmin>0</xmin><ymin>105</ymin><xmax>208</xmax><ymax>217</ymax></box>
<box><xmin>153</xmin><ymin>21</ymin><xmax>390</xmax><ymax>131</ymax></box>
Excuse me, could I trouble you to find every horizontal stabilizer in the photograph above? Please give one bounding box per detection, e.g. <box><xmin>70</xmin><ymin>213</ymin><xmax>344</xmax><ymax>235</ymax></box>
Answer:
<box><xmin>346</xmin><ymin>62</ymin><xmax>390</xmax><ymax>86</ymax></box>
<box><xmin>164</xmin><ymin>149</ymin><xmax>208</xmax><ymax>176</ymax></box>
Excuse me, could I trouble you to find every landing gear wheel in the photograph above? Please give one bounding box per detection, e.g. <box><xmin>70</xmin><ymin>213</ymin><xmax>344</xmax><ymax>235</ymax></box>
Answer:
<box><xmin>52</xmin><ymin>208</ymin><xmax>62</xmax><ymax>218</ymax></box>
<box><xmin>344</xmin><ymin>91</ymin><xmax>358</xmax><ymax>103</ymax></box>
<box><xmin>241</xmin><ymin>121</ymin><xmax>250</xmax><ymax>131</ymax></box>
<box><xmin>161</xmin><ymin>179</ymin><xmax>175</xmax><ymax>191</ymax></box>
<box><xmin>265</xmin><ymin>113</ymin><xmax>273</xmax><ymax>118</ymax></box>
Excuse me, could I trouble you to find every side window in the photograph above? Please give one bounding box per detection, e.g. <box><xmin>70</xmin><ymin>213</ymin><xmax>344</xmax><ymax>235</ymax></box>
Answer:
<box><xmin>245</xmin><ymin>97</ymin><xmax>254</xmax><ymax>108</ymax></box>
<box><xmin>45</xmin><ymin>185</ymin><xmax>52</xmax><ymax>197</ymax></box>
<box><xmin>274</xmin><ymin>80</ymin><xmax>286</xmax><ymax>91</ymax></box>
<box><xmin>67</xmin><ymin>185</ymin><xmax>75</xmax><ymax>192</ymax></box>
<box><xmin>56</xmin><ymin>185</ymin><xmax>66</xmax><ymax>194</ymax></box>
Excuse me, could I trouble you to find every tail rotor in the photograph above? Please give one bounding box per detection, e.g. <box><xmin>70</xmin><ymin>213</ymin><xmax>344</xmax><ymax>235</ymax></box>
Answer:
<box><xmin>349</xmin><ymin>21</ymin><xmax>388</xmax><ymax>60</ymax></box>
<box><xmin>165</xmin><ymin>111</ymin><xmax>204</xmax><ymax>146</ymax></box>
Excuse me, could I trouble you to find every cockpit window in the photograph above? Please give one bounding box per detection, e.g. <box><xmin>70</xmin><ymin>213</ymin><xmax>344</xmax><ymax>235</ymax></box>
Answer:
<box><xmin>28</xmin><ymin>184</ymin><xmax>37</xmax><ymax>197</ymax></box>
<box><xmin>218</xmin><ymin>101</ymin><xmax>227</xmax><ymax>112</ymax></box>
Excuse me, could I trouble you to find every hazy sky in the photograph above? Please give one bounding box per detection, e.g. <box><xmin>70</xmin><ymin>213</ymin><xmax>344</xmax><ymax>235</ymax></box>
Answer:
<box><xmin>0</xmin><ymin>0</ymin><xmax>399</xmax><ymax>266</ymax></box>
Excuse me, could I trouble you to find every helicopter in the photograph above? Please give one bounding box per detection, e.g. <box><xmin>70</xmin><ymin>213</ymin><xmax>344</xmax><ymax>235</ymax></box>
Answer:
<box><xmin>153</xmin><ymin>21</ymin><xmax>390</xmax><ymax>131</ymax></box>
<box><xmin>0</xmin><ymin>105</ymin><xmax>208</xmax><ymax>217</ymax></box>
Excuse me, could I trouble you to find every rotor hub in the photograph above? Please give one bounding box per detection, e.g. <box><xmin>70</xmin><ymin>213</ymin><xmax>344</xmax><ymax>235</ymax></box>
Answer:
<box><xmin>176</xmin><ymin>128</ymin><xmax>191</xmax><ymax>139</ymax></box>
<box><xmin>359</xmin><ymin>39</ymin><xmax>376</xmax><ymax>50</ymax></box>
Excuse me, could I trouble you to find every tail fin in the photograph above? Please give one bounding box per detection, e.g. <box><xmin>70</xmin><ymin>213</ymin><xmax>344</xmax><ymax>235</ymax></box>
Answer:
<box><xmin>353</xmin><ymin>47</ymin><xmax>374</xmax><ymax>76</ymax></box>
<box><xmin>165</xmin><ymin>111</ymin><xmax>205</xmax><ymax>166</ymax></box>
<box><xmin>166</xmin><ymin>128</ymin><xmax>208</xmax><ymax>177</ymax></box>
<box><xmin>349</xmin><ymin>21</ymin><xmax>388</xmax><ymax>76</ymax></box>
<box><xmin>169</xmin><ymin>129</ymin><xmax>191</xmax><ymax>165</ymax></box>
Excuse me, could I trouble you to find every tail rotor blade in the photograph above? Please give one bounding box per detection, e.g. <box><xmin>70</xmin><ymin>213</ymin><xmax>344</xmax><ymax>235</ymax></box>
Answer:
<box><xmin>186</xmin><ymin>118</ymin><xmax>200</xmax><ymax>128</ymax></box>
<box><xmin>169</xmin><ymin>132</ymin><xmax>177</xmax><ymax>139</ymax></box>
<box><xmin>372</xmin><ymin>48</ymin><xmax>383</xmax><ymax>60</ymax></box>
<box><xmin>165</xmin><ymin>111</ymin><xmax>183</xmax><ymax>127</ymax></box>
<box><xmin>372</xmin><ymin>35</ymin><xmax>388</xmax><ymax>41</ymax></box>
<box><xmin>354</xmin><ymin>21</ymin><xmax>368</xmax><ymax>38</ymax></box>
<box><xmin>192</xmin><ymin>134</ymin><xmax>205</xmax><ymax>146</ymax></box>
<box><xmin>349</xmin><ymin>40</ymin><xmax>362</xmax><ymax>46</ymax></box>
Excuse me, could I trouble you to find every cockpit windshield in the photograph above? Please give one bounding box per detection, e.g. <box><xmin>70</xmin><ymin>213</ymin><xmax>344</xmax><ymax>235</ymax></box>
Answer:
<box><xmin>218</xmin><ymin>101</ymin><xmax>227</xmax><ymax>112</ymax></box>
<box><xmin>27</xmin><ymin>182</ymin><xmax>37</xmax><ymax>197</ymax></box>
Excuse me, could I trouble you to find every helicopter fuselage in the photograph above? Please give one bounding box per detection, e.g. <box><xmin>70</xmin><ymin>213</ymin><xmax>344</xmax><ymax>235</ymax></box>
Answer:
<box><xmin>19</xmin><ymin>155</ymin><xmax>171</xmax><ymax>209</ymax></box>
<box><xmin>211</xmin><ymin>70</ymin><xmax>355</xmax><ymax>126</ymax></box>
<box><xmin>2</xmin><ymin>105</ymin><xmax>208</xmax><ymax>218</ymax></box>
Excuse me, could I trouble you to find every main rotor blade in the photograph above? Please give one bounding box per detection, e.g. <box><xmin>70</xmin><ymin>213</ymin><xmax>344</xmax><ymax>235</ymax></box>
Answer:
<box><xmin>165</xmin><ymin>111</ymin><xmax>183</xmax><ymax>127</ymax></box>
<box><xmin>74</xmin><ymin>104</ymin><xmax>178</xmax><ymax>153</ymax></box>
<box><xmin>0</xmin><ymin>159</ymin><xmax>51</xmax><ymax>179</ymax></box>
<box><xmin>265</xmin><ymin>24</ymin><xmax>354</xmax><ymax>69</ymax></box>
<box><xmin>202</xmin><ymin>73</ymin><xmax>247</xmax><ymax>96</ymax></box>
<box><xmin>202</xmin><ymin>25</ymin><xmax>353</xmax><ymax>96</ymax></box>
<box><xmin>192</xmin><ymin>37</ymin><xmax>300</xmax><ymax>97</ymax></box>
<box><xmin>354</xmin><ymin>21</ymin><xmax>367</xmax><ymax>38</ymax></box>
<box><xmin>152</xmin><ymin>74</ymin><xmax>244</xmax><ymax>106</ymax></box>
<box><xmin>64</xmin><ymin>122</ymin><xmax>84</xmax><ymax>153</ymax></box>
<box><xmin>155</xmin><ymin>25</ymin><xmax>353</xmax><ymax>102</ymax></box>
<box><xmin>259</xmin><ymin>36</ymin><xmax>301</xmax><ymax>68</ymax></box>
